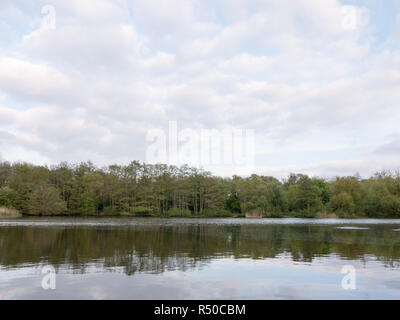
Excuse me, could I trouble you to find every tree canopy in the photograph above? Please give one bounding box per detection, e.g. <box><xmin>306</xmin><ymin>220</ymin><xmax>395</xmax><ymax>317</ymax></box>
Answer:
<box><xmin>1</xmin><ymin>160</ymin><xmax>399</xmax><ymax>218</ymax></box>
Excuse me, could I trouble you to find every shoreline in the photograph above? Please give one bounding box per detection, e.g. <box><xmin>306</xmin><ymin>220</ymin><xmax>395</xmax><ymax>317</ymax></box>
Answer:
<box><xmin>3</xmin><ymin>214</ymin><xmax>400</xmax><ymax>220</ymax></box>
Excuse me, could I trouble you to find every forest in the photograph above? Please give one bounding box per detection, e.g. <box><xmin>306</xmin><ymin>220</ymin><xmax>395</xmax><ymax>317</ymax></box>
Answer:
<box><xmin>0</xmin><ymin>160</ymin><xmax>400</xmax><ymax>218</ymax></box>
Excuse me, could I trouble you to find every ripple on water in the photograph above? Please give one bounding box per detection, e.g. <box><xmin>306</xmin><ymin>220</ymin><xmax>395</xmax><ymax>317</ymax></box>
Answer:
<box><xmin>335</xmin><ymin>226</ymin><xmax>370</xmax><ymax>230</ymax></box>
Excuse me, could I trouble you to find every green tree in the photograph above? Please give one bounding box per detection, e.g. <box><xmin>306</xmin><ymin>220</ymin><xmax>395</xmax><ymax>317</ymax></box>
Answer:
<box><xmin>27</xmin><ymin>185</ymin><xmax>66</xmax><ymax>216</ymax></box>
<box><xmin>287</xmin><ymin>176</ymin><xmax>322</xmax><ymax>216</ymax></box>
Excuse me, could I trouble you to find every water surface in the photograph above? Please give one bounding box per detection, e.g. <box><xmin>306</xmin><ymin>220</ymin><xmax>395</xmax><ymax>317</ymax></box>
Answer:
<box><xmin>1</xmin><ymin>217</ymin><xmax>400</xmax><ymax>299</ymax></box>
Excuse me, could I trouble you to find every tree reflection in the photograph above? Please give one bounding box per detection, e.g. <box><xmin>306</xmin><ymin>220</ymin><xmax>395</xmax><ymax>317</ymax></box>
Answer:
<box><xmin>0</xmin><ymin>223</ymin><xmax>399</xmax><ymax>274</ymax></box>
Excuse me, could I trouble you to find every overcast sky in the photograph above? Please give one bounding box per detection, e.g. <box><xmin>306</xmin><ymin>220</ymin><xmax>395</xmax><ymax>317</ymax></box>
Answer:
<box><xmin>0</xmin><ymin>0</ymin><xmax>400</xmax><ymax>178</ymax></box>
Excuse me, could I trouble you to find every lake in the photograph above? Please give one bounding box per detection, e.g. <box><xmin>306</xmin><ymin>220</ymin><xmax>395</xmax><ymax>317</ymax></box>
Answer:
<box><xmin>0</xmin><ymin>217</ymin><xmax>400</xmax><ymax>299</ymax></box>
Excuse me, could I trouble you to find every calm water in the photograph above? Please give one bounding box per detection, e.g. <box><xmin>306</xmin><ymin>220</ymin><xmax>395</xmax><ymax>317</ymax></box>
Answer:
<box><xmin>1</xmin><ymin>217</ymin><xmax>400</xmax><ymax>299</ymax></box>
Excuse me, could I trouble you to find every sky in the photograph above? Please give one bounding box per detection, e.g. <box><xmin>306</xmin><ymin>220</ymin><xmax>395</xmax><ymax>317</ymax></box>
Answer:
<box><xmin>0</xmin><ymin>0</ymin><xmax>400</xmax><ymax>179</ymax></box>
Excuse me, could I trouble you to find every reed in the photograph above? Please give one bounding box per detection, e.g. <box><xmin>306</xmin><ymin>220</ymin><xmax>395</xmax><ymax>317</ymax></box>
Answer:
<box><xmin>0</xmin><ymin>207</ymin><xmax>22</xmax><ymax>218</ymax></box>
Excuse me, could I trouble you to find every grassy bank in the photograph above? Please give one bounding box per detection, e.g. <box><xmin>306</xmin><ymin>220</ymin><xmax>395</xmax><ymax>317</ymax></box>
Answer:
<box><xmin>0</xmin><ymin>207</ymin><xmax>22</xmax><ymax>219</ymax></box>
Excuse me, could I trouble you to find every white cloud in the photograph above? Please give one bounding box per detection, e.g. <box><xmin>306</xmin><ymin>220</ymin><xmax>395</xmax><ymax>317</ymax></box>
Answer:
<box><xmin>0</xmin><ymin>57</ymin><xmax>71</xmax><ymax>100</ymax></box>
<box><xmin>0</xmin><ymin>0</ymin><xmax>399</xmax><ymax>178</ymax></box>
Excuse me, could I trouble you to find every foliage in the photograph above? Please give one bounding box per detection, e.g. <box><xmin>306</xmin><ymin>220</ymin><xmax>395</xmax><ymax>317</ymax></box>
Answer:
<box><xmin>27</xmin><ymin>185</ymin><xmax>67</xmax><ymax>216</ymax></box>
<box><xmin>1</xmin><ymin>161</ymin><xmax>399</xmax><ymax>217</ymax></box>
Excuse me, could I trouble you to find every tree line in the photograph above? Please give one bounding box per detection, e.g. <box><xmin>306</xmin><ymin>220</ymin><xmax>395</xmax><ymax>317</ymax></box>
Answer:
<box><xmin>0</xmin><ymin>160</ymin><xmax>400</xmax><ymax>218</ymax></box>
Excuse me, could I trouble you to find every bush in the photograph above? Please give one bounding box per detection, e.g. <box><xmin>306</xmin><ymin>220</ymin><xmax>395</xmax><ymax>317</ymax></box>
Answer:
<box><xmin>27</xmin><ymin>185</ymin><xmax>66</xmax><ymax>216</ymax></box>
<box><xmin>330</xmin><ymin>192</ymin><xmax>355</xmax><ymax>214</ymax></box>
<box><xmin>167</xmin><ymin>207</ymin><xmax>192</xmax><ymax>217</ymax></box>
<box><xmin>0</xmin><ymin>187</ymin><xmax>17</xmax><ymax>208</ymax></box>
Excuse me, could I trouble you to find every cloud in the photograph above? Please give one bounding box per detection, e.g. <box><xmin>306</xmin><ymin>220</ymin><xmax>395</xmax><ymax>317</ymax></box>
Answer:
<box><xmin>373</xmin><ymin>138</ymin><xmax>400</xmax><ymax>156</ymax></box>
<box><xmin>254</xmin><ymin>159</ymin><xmax>400</xmax><ymax>180</ymax></box>
<box><xmin>0</xmin><ymin>0</ymin><xmax>399</xmax><ymax>178</ymax></box>
<box><xmin>0</xmin><ymin>57</ymin><xmax>71</xmax><ymax>103</ymax></box>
